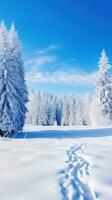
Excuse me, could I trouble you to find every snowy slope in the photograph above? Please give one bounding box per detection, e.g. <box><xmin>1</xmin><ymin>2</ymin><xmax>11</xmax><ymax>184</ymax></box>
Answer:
<box><xmin>0</xmin><ymin>127</ymin><xmax>112</xmax><ymax>200</ymax></box>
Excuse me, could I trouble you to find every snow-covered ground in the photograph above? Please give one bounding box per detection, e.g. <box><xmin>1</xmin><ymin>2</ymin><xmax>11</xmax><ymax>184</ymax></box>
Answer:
<box><xmin>0</xmin><ymin>126</ymin><xmax>112</xmax><ymax>200</ymax></box>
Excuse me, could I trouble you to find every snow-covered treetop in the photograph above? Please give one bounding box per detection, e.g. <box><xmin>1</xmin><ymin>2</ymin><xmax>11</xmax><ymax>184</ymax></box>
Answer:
<box><xmin>0</xmin><ymin>21</ymin><xmax>7</xmax><ymax>51</ymax></box>
<box><xmin>0</xmin><ymin>21</ymin><xmax>7</xmax><ymax>34</ymax></box>
<box><xmin>98</xmin><ymin>49</ymin><xmax>111</xmax><ymax>73</ymax></box>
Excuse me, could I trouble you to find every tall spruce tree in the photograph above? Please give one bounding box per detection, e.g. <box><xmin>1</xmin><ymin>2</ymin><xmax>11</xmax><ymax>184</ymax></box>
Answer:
<box><xmin>0</xmin><ymin>22</ymin><xmax>28</xmax><ymax>136</ymax></box>
<box><xmin>8</xmin><ymin>24</ymin><xmax>28</xmax><ymax>131</ymax></box>
<box><xmin>96</xmin><ymin>49</ymin><xmax>112</xmax><ymax>125</ymax></box>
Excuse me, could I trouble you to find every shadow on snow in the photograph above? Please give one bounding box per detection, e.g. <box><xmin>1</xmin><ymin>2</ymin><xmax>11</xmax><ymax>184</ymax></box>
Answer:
<box><xmin>14</xmin><ymin>127</ymin><xmax>112</xmax><ymax>139</ymax></box>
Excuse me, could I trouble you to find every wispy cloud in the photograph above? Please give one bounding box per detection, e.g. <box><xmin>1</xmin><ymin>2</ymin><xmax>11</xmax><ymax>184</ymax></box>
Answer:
<box><xmin>26</xmin><ymin>70</ymin><xmax>97</xmax><ymax>86</ymax></box>
<box><xmin>25</xmin><ymin>55</ymin><xmax>57</xmax><ymax>72</ymax></box>
<box><xmin>25</xmin><ymin>44</ymin><xmax>96</xmax><ymax>87</ymax></box>
<box><xmin>36</xmin><ymin>44</ymin><xmax>57</xmax><ymax>55</ymax></box>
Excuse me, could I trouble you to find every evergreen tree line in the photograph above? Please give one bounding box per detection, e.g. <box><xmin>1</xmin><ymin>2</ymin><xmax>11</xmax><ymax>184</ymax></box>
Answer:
<box><xmin>26</xmin><ymin>90</ymin><xmax>92</xmax><ymax>126</ymax></box>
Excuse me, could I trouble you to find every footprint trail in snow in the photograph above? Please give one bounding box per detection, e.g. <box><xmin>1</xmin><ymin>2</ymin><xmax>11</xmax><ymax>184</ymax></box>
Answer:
<box><xmin>59</xmin><ymin>144</ymin><xmax>99</xmax><ymax>200</ymax></box>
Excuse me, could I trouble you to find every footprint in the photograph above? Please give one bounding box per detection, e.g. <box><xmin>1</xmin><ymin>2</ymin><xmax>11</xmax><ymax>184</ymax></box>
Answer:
<box><xmin>59</xmin><ymin>144</ymin><xmax>99</xmax><ymax>200</ymax></box>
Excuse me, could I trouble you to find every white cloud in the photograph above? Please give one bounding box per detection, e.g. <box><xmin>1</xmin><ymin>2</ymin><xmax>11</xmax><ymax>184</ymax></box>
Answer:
<box><xmin>25</xmin><ymin>55</ymin><xmax>57</xmax><ymax>72</ymax></box>
<box><xmin>25</xmin><ymin>44</ymin><xmax>97</xmax><ymax>87</ymax></box>
<box><xmin>26</xmin><ymin>70</ymin><xmax>97</xmax><ymax>87</ymax></box>
<box><xmin>36</xmin><ymin>44</ymin><xmax>57</xmax><ymax>55</ymax></box>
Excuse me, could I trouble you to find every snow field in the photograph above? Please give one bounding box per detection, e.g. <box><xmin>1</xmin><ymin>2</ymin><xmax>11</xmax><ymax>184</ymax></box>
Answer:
<box><xmin>0</xmin><ymin>127</ymin><xmax>112</xmax><ymax>199</ymax></box>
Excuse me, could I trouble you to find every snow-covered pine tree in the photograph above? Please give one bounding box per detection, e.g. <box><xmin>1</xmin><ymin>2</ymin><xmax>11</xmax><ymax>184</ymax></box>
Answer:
<box><xmin>45</xmin><ymin>93</ymin><xmax>52</xmax><ymax>125</ymax></box>
<box><xmin>0</xmin><ymin>22</ymin><xmax>11</xmax><ymax>136</ymax></box>
<box><xmin>56</xmin><ymin>97</ymin><xmax>63</xmax><ymax>125</ymax></box>
<box><xmin>69</xmin><ymin>96</ymin><xmax>76</xmax><ymax>125</ymax></box>
<box><xmin>26</xmin><ymin>90</ymin><xmax>38</xmax><ymax>125</ymax></box>
<box><xmin>8</xmin><ymin>23</ymin><xmax>28</xmax><ymax>132</ymax></box>
<box><xmin>96</xmin><ymin>49</ymin><xmax>112</xmax><ymax>125</ymax></box>
<box><xmin>0</xmin><ymin>22</ymin><xmax>28</xmax><ymax>136</ymax></box>
<box><xmin>46</xmin><ymin>94</ymin><xmax>57</xmax><ymax>125</ymax></box>
<box><xmin>38</xmin><ymin>91</ymin><xmax>48</xmax><ymax>125</ymax></box>
<box><xmin>36</xmin><ymin>90</ymin><xmax>41</xmax><ymax>125</ymax></box>
<box><xmin>61</xmin><ymin>96</ymin><xmax>70</xmax><ymax>126</ymax></box>
<box><xmin>83</xmin><ymin>94</ymin><xmax>92</xmax><ymax>125</ymax></box>
<box><xmin>75</xmin><ymin>97</ymin><xmax>83</xmax><ymax>125</ymax></box>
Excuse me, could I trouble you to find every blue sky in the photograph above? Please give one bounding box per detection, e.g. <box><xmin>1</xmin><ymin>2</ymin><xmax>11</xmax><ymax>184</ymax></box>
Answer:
<box><xmin>1</xmin><ymin>0</ymin><xmax>112</xmax><ymax>95</ymax></box>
